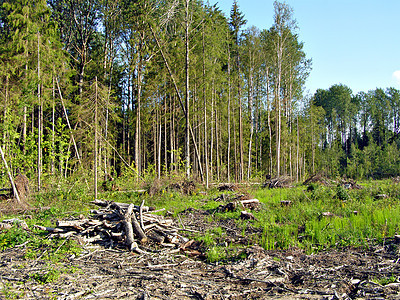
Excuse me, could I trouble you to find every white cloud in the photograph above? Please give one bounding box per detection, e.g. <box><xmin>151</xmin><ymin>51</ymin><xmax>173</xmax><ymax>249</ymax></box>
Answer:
<box><xmin>393</xmin><ymin>70</ymin><xmax>400</xmax><ymax>85</ymax></box>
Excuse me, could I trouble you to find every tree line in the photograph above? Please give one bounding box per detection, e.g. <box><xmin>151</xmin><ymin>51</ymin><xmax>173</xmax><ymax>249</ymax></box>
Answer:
<box><xmin>0</xmin><ymin>0</ymin><xmax>399</xmax><ymax>191</ymax></box>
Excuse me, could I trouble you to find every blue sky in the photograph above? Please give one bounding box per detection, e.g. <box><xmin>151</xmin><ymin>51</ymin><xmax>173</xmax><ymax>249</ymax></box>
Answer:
<box><xmin>208</xmin><ymin>0</ymin><xmax>400</xmax><ymax>96</ymax></box>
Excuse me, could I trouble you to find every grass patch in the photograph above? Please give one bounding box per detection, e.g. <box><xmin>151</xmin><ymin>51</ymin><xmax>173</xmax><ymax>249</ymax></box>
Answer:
<box><xmin>2</xmin><ymin>176</ymin><xmax>400</xmax><ymax>266</ymax></box>
<box><xmin>29</xmin><ymin>267</ymin><xmax>61</xmax><ymax>284</ymax></box>
<box><xmin>251</xmin><ymin>180</ymin><xmax>400</xmax><ymax>252</ymax></box>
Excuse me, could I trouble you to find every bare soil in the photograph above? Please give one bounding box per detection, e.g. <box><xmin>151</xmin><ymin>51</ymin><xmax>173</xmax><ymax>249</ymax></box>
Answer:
<box><xmin>1</xmin><ymin>207</ymin><xmax>400</xmax><ymax>299</ymax></box>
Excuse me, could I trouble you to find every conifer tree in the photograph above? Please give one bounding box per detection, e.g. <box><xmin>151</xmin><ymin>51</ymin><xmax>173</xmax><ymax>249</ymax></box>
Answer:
<box><xmin>229</xmin><ymin>0</ymin><xmax>246</xmax><ymax>181</ymax></box>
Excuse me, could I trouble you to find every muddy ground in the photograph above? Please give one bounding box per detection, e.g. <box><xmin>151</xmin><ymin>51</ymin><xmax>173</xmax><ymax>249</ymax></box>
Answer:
<box><xmin>1</xmin><ymin>207</ymin><xmax>400</xmax><ymax>299</ymax></box>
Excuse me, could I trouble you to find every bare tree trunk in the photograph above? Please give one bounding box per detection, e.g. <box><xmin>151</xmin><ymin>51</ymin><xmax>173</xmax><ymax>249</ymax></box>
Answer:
<box><xmin>164</xmin><ymin>91</ymin><xmax>168</xmax><ymax>172</ymax></box>
<box><xmin>227</xmin><ymin>42</ymin><xmax>231</xmax><ymax>183</ymax></box>
<box><xmin>276</xmin><ymin>70</ymin><xmax>282</xmax><ymax>178</ymax></box>
<box><xmin>311</xmin><ymin>107</ymin><xmax>315</xmax><ymax>174</ymax></box>
<box><xmin>202</xmin><ymin>25</ymin><xmax>209</xmax><ymax>188</ymax></box>
<box><xmin>158</xmin><ymin>102</ymin><xmax>162</xmax><ymax>179</ymax></box>
<box><xmin>266</xmin><ymin>70</ymin><xmax>273</xmax><ymax>176</ymax></box>
<box><xmin>215</xmin><ymin>106</ymin><xmax>220</xmax><ymax>182</ymax></box>
<box><xmin>51</xmin><ymin>77</ymin><xmax>55</xmax><ymax>175</ymax></box>
<box><xmin>238</xmin><ymin>68</ymin><xmax>244</xmax><ymax>182</ymax></box>
<box><xmin>247</xmin><ymin>64</ymin><xmax>254</xmax><ymax>180</ymax></box>
<box><xmin>170</xmin><ymin>94</ymin><xmax>175</xmax><ymax>172</ymax></box>
<box><xmin>153</xmin><ymin>112</ymin><xmax>156</xmax><ymax>174</ymax></box>
<box><xmin>37</xmin><ymin>32</ymin><xmax>42</xmax><ymax>191</ymax></box>
<box><xmin>104</xmin><ymin>68</ymin><xmax>112</xmax><ymax>181</ymax></box>
<box><xmin>23</xmin><ymin>105</ymin><xmax>26</xmax><ymax>154</ymax></box>
<box><xmin>94</xmin><ymin>77</ymin><xmax>98</xmax><ymax>200</ymax></box>
<box><xmin>296</xmin><ymin>115</ymin><xmax>299</xmax><ymax>182</ymax></box>
<box><xmin>0</xmin><ymin>146</ymin><xmax>20</xmax><ymax>203</ymax></box>
<box><xmin>210</xmin><ymin>92</ymin><xmax>214</xmax><ymax>181</ymax></box>
<box><xmin>135</xmin><ymin>61</ymin><xmax>142</xmax><ymax>180</ymax></box>
<box><xmin>4</xmin><ymin>76</ymin><xmax>8</xmax><ymax>148</ymax></box>
<box><xmin>185</xmin><ymin>0</ymin><xmax>191</xmax><ymax>179</ymax></box>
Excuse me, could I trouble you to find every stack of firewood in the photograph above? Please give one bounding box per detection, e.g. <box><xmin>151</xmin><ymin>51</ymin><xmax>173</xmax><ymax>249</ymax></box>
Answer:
<box><xmin>34</xmin><ymin>200</ymin><xmax>190</xmax><ymax>254</ymax></box>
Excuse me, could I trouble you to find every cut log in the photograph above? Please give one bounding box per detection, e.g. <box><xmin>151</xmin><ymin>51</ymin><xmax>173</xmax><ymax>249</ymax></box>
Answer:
<box><xmin>240</xmin><ymin>211</ymin><xmax>256</xmax><ymax>220</ymax></box>
<box><xmin>14</xmin><ymin>174</ymin><xmax>29</xmax><ymax>202</ymax></box>
<box><xmin>121</xmin><ymin>203</ymin><xmax>136</xmax><ymax>251</ymax></box>
<box><xmin>0</xmin><ymin>223</ymin><xmax>12</xmax><ymax>230</ymax></box>
<box><xmin>57</xmin><ymin>219</ymin><xmax>90</xmax><ymax>229</ymax></box>
<box><xmin>322</xmin><ymin>212</ymin><xmax>334</xmax><ymax>217</ymax></box>
<box><xmin>33</xmin><ymin>225</ymin><xmax>65</xmax><ymax>233</ymax></box>
<box><xmin>131</xmin><ymin>211</ymin><xmax>148</xmax><ymax>244</ymax></box>
<box><xmin>147</xmin><ymin>231</ymin><xmax>165</xmax><ymax>244</ymax></box>
<box><xmin>240</xmin><ymin>199</ymin><xmax>260</xmax><ymax>210</ymax></box>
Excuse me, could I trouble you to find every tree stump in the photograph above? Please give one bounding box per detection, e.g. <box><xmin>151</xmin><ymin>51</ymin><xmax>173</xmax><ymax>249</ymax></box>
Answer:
<box><xmin>14</xmin><ymin>174</ymin><xmax>29</xmax><ymax>203</ymax></box>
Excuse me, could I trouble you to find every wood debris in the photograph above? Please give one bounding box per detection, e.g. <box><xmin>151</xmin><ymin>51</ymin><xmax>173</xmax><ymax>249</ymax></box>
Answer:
<box><xmin>217</xmin><ymin>198</ymin><xmax>260</xmax><ymax>212</ymax></box>
<box><xmin>264</xmin><ymin>176</ymin><xmax>293</xmax><ymax>189</ymax></box>
<box><xmin>0</xmin><ymin>218</ymin><xmax>29</xmax><ymax>231</ymax></box>
<box><xmin>303</xmin><ymin>173</ymin><xmax>331</xmax><ymax>186</ymax></box>
<box><xmin>375</xmin><ymin>194</ymin><xmax>389</xmax><ymax>199</ymax></box>
<box><xmin>34</xmin><ymin>200</ymin><xmax>192</xmax><ymax>254</ymax></box>
<box><xmin>217</xmin><ymin>183</ymin><xmax>238</xmax><ymax>192</ymax></box>
<box><xmin>240</xmin><ymin>211</ymin><xmax>256</xmax><ymax>220</ymax></box>
<box><xmin>281</xmin><ymin>200</ymin><xmax>292</xmax><ymax>206</ymax></box>
<box><xmin>340</xmin><ymin>178</ymin><xmax>362</xmax><ymax>189</ymax></box>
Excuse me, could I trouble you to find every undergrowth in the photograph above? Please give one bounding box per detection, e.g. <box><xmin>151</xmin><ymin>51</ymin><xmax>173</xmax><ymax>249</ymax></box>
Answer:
<box><xmin>0</xmin><ymin>175</ymin><xmax>399</xmax><ymax>269</ymax></box>
<box><xmin>252</xmin><ymin>180</ymin><xmax>400</xmax><ymax>253</ymax></box>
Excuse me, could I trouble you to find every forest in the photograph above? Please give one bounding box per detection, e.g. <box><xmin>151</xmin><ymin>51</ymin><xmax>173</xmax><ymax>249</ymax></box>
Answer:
<box><xmin>1</xmin><ymin>0</ymin><xmax>400</xmax><ymax>191</ymax></box>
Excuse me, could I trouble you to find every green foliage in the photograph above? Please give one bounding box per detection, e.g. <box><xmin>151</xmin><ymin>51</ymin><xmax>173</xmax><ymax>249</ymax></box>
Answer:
<box><xmin>207</xmin><ymin>246</ymin><xmax>226</xmax><ymax>263</ymax></box>
<box><xmin>373</xmin><ymin>274</ymin><xmax>397</xmax><ymax>286</ymax></box>
<box><xmin>335</xmin><ymin>185</ymin><xmax>350</xmax><ymax>201</ymax></box>
<box><xmin>29</xmin><ymin>267</ymin><xmax>61</xmax><ymax>284</ymax></box>
<box><xmin>1</xmin><ymin>282</ymin><xmax>25</xmax><ymax>299</ymax></box>
<box><xmin>251</xmin><ymin>182</ymin><xmax>400</xmax><ymax>253</ymax></box>
<box><xmin>0</xmin><ymin>227</ymin><xmax>30</xmax><ymax>250</ymax></box>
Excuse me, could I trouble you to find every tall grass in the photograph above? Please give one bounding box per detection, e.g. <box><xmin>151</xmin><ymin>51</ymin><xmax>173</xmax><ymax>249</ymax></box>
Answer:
<box><xmin>253</xmin><ymin>180</ymin><xmax>400</xmax><ymax>252</ymax></box>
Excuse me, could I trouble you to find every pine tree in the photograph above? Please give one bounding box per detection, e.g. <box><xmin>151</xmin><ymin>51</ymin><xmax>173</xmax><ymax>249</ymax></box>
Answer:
<box><xmin>229</xmin><ymin>0</ymin><xmax>246</xmax><ymax>181</ymax></box>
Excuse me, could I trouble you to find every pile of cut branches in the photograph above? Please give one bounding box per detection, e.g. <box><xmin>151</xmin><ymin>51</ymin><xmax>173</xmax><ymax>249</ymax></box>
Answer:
<box><xmin>34</xmin><ymin>200</ymin><xmax>193</xmax><ymax>255</ymax></box>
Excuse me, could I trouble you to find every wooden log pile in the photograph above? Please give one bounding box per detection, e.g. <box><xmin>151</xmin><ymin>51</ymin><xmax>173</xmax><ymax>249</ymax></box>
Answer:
<box><xmin>217</xmin><ymin>198</ymin><xmax>260</xmax><ymax>212</ymax></box>
<box><xmin>34</xmin><ymin>200</ymin><xmax>190</xmax><ymax>254</ymax></box>
<box><xmin>264</xmin><ymin>176</ymin><xmax>293</xmax><ymax>189</ymax></box>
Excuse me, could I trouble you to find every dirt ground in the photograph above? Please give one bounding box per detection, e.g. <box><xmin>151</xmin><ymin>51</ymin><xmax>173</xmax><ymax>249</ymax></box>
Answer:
<box><xmin>1</xmin><ymin>207</ymin><xmax>400</xmax><ymax>299</ymax></box>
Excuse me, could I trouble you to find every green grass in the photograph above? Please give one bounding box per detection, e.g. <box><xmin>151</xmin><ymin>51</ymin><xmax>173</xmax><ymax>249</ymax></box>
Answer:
<box><xmin>1</xmin><ymin>176</ymin><xmax>400</xmax><ymax>266</ymax></box>
<box><xmin>250</xmin><ymin>180</ymin><xmax>400</xmax><ymax>252</ymax></box>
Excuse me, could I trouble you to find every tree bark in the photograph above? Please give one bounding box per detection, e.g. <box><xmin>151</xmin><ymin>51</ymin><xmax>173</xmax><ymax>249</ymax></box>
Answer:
<box><xmin>37</xmin><ymin>32</ymin><xmax>42</xmax><ymax>191</ymax></box>
<box><xmin>0</xmin><ymin>146</ymin><xmax>20</xmax><ymax>203</ymax></box>
<box><xmin>94</xmin><ymin>77</ymin><xmax>98</xmax><ymax>200</ymax></box>
<box><xmin>227</xmin><ymin>40</ymin><xmax>231</xmax><ymax>183</ymax></box>
<box><xmin>185</xmin><ymin>0</ymin><xmax>191</xmax><ymax>179</ymax></box>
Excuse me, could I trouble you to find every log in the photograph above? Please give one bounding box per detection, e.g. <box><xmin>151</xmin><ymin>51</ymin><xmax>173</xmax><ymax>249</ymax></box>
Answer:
<box><xmin>33</xmin><ymin>225</ymin><xmax>65</xmax><ymax>233</ymax></box>
<box><xmin>240</xmin><ymin>211</ymin><xmax>256</xmax><ymax>220</ymax></box>
<box><xmin>91</xmin><ymin>199</ymin><xmax>151</xmax><ymax>213</ymax></box>
<box><xmin>121</xmin><ymin>204</ymin><xmax>136</xmax><ymax>251</ymax></box>
<box><xmin>131</xmin><ymin>211</ymin><xmax>148</xmax><ymax>244</ymax></box>
<box><xmin>0</xmin><ymin>223</ymin><xmax>12</xmax><ymax>230</ymax></box>
<box><xmin>147</xmin><ymin>231</ymin><xmax>165</xmax><ymax>244</ymax></box>
<box><xmin>240</xmin><ymin>199</ymin><xmax>260</xmax><ymax>210</ymax></box>
<box><xmin>240</xmin><ymin>199</ymin><xmax>260</xmax><ymax>205</ymax></box>
<box><xmin>56</xmin><ymin>219</ymin><xmax>90</xmax><ymax>229</ymax></box>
